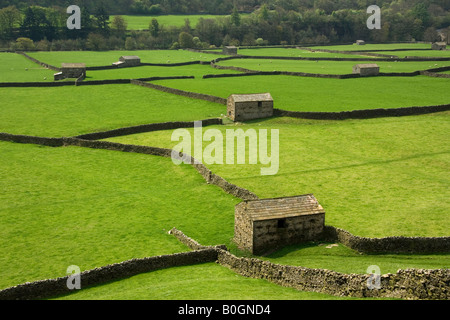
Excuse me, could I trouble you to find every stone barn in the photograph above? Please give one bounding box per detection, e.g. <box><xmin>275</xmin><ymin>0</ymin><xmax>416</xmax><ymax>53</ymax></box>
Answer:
<box><xmin>223</xmin><ymin>46</ymin><xmax>238</xmax><ymax>55</ymax></box>
<box><xmin>353</xmin><ymin>63</ymin><xmax>380</xmax><ymax>76</ymax></box>
<box><xmin>227</xmin><ymin>93</ymin><xmax>274</xmax><ymax>122</ymax></box>
<box><xmin>113</xmin><ymin>56</ymin><xmax>141</xmax><ymax>67</ymax></box>
<box><xmin>356</xmin><ymin>40</ymin><xmax>366</xmax><ymax>45</ymax></box>
<box><xmin>431</xmin><ymin>42</ymin><xmax>447</xmax><ymax>50</ymax></box>
<box><xmin>234</xmin><ymin>194</ymin><xmax>326</xmax><ymax>255</ymax></box>
<box><xmin>54</xmin><ymin>63</ymin><xmax>86</xmax><ymax>81</ymax></box>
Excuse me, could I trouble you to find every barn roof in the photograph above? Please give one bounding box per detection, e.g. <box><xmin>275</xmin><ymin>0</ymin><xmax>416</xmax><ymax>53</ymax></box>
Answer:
<box><xmin>236</xmin><ymin>194</ymin><xmax>325</xmax><ymax>221</ymax></box>
<box><xmin>120</xmin><ymin>55</ymin><xmax>141</xmax><ymax>60</ymax></box>
<box><xmin>229</xmin><ymin>93</ymin><xmax>273</xmax><ymax>102</ymax></box>
<box><xmin>61</xmin><ymin>63</ymin><xmax>86</xmax><ymax>68</ymax></box>
<box><xmin>354</xmin><ymin>63</ymin><xmax>379</xmax><ymax>68</ymax></box>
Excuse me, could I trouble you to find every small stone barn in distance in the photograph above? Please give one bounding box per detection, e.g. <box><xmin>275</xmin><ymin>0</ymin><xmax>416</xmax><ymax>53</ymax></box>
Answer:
<box><xmin>113</xmin><ymin>56</ymin><xmax>141</xmax><ymax>67</ymax></box>
<box><xmin>431</xmin><ymin>42</ymin><xmax>447</xmax><ymax>50</ymax></box>
<box><xmin>54</xmin><ymin>63</ymin><xmax>86</xmax><ymax>81</ymax></box>
<box><xmin>223</xmin><ymin>46</ymin><xmax>238</xmax><ymax>55</ymax></box>
<box><xmin>353</xmin><ymin>63</ymin><xmax>380</xmax><ymax>76</ymax></box>
<box><xmin>227</xmin><ymin>93</ymin><xmax>274</xmax><ymax>122</ymax></box>
<box><xmin>355</xmin><ymin>40</ymin><xmax>366</xmax><ymax>45</ymax></box>
<box><xmin>234</xmin><ymin>195</ymin><xmax>326</xmax><ymax>255</ymax></box>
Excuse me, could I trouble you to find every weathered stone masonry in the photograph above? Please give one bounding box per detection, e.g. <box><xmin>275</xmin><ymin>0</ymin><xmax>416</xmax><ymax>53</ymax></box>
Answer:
<box><xmin>234</xmin><ymin>195</ymin><xmax>325</xmax><ymax>255</ymax></box>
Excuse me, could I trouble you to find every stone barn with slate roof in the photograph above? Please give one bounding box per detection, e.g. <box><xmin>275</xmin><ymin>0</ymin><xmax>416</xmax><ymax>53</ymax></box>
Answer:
<box><xmin>54</xmin><ymin>63</ymin><xmax>86</xmax><ymax>81</ymax></box>
<box><xmin>113</xmin><ymin>56</ymin><xmax>141</xmax><ymax>67</ymax></box>
<box><xmin>223</xmin><ymin>46</ymin><xmax>238</xmax><ymax>55</ymax></box>
<box><xmin>431</xmin><ymin>42</ymin><xmax>447</xmax><ymax>50</ymax></box>
<box><xmin>234</xmin><ymin>195</ymin><xmax>326</xmax><ymax>255</ymax></box>
<box><xmin>227</xmin><ymin>93</ymin><xmax>274</xmax><ymax>122</ymax></box>
<box><xmin>353</xmin><ymin>63</ymin><xmax>380</xmax><ymax>76</ymax></box>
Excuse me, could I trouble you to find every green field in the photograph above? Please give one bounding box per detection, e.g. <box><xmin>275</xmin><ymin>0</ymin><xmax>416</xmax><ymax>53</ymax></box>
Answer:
<box><xmin>27</xmin><ymin>50</ymin><xmax>225</xmax><ymax>67</ymax></box>
<box><xmin>107</xmin><ymin>113</ymin><xmax>450</xmax><ymax>238</ymax></box>
<box><xmin>0</xmin><ymin>45</ymin><xmax>449</xmax><ymax>300</ymax></box>
<box><xmin>154</xmin><ymin>75</ymin><xmax>450</xmax><ymax>112</ymax></box>
<box><xmin>235</xmin><ymin>48</ymin><xmax>375</xmax><ymax>59</ymax></box>
<box><xmin>380</xmin><ymin>50</ymin><xmax>450</xmax><ymax>58</ymax></box>
<box><xmin>216</xmin><ymin>58</ymin><xmax>450</xmax><ymax>74</ymax></box>
<box><xmin>0</xmin><ymin>141</ymin><xmax>239</xmax><ymax>290</ymax></box>
<box><xmin>115</xmin><ymin>14</ymin><xmax>235</xmax><ymax>30</ymax></box>
<box><xmin>53</xmin><ymin>262</ymin><xmax>355</xmax><ymax>300</ymax></box>
<box><xmin>0</xmin><ymin>85</ymin><xmax>225</xmax><ymax>137</ymax></box>
<box><xmin>309</xmin><ymin>43</ymin><xmax>432</xmax><ymax>51</ymax></box>
<box><xmin>0</xmin><ymin>53</ymin><xmax>55</xmax><ymax>82</ymax></box>
<box><xmin>86</xmin><ymin>64</ymin><xmax>240</xmax><ymax>80</ymax></box>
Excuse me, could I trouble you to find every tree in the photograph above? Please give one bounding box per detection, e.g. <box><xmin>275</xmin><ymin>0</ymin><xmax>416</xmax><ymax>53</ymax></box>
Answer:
<box><xmin>423</xmin><ymin>27</ymin><xmax>440</xmax><ymax>42</ymax></box>
<box><xmin>15</xmin><ymin>37</ymin><xmax>35</xmax><ymax>51</ymax></box>
<box><xmin>86</xmin><ymin>33</ymin><xmax>107</xmax><ymax>50</ymax></box>
<box><xmin>231</xmin><ymin>6</ymin><xmax>241</xmax><ymax>26</ymax></box>
<box><xmin>93</xmin><ymin>3</ymin><xmax>110</xmax><ymax>35</ymax></box>
<box><xmin>259</xmin><ymin>4</ymin><xmax>270</xmax><ymax>21</ymax></box>
<box><xmin>178</xmin><ymin>31</ymin><xmax>194</xmax><ymax>48</ymax></box>
<box><xmin>20</xmin><ymin>6</ymin><xmax>54</xmax><ymax>41</ymax></box>
<box><xmin>150</xmin><ymin>18</ymin><xmax>160</xmax><ymax>37</ymax></box>
<box><xmin>0</xmin><ymin>6</ymin><xmax>21</xmax><ymax>40</ymax></box>
<box><xmin>111</xmin><ymin>16</ymin><xmax>127</xmax><ymax>36</ymax></box>
<box><xmin>125</xmin><ymin>37</ymin><xmax>137</xmax><ymax>50</ymax></box>
<box><xmin>411</xmin><ymin>3</ymin><xmax>431</xmax><ymax>28</ymax></box>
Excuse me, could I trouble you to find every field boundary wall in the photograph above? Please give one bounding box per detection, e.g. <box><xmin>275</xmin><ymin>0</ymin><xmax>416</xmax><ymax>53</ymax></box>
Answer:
<box><xmin>0</xmin><ymin>133</ymin><xmax>259</xmax><ymax>201</ymax></box>
<box><xmin>0</xmin><ymin>249</ymin><xmax>219</xmax><ymax>300</ymax></box>
<box><xmin>169</xmin><ymin>228</ymin><xmax>450</xmax><ymax>300</ymax></box>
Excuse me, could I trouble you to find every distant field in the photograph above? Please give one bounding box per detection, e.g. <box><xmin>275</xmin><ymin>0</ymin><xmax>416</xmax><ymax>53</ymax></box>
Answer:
<box><xmin>235</xmin><ymin>48</ymin><xmax>375</xmax><ymax>59</ymax></box>
<box><xmin>0</xmin><ymin>52</ymin><xmax>55</xmax><ymax>82</ymax></box>
<box><xmin>216</xmin><ymin>58</ymin><xmax>450</xmax><ymax>74</ymax></box>
<box><xmin>309</xmin><ymin>43</ymin><xmax>432</xmax><ymax>51</ymax></box>
<box><xmin>154</xmin><ymin>75</ymin><xmax>450</xmax><ymax>112</ymax></box>
<box><xmin>379</xmin><ymin>50</ymin><xmax>450</xmax><ymax>58</ymax></box>
<box><xmin>107</xmin><ymin>113</ymin><xmax>450</xmax><ymax>239</ymax></box>
<box><xmin>86</xmin><ymin>64</ymin><xmax>240</xmax><ymax>80</ymax></box>
<box><xmin>0</xmin><ymin>84</ymin><xmax>225</xmax><ymax>137</ymax></box>
<box><xmin>27</xmin><ymin>50</ymin><xmax>224</xmax><ymax>67</ymax></box>
<box><xmin>115</xmin><ymin>14</ymin><xmax>236</xmax><ymax>29</ymax></box>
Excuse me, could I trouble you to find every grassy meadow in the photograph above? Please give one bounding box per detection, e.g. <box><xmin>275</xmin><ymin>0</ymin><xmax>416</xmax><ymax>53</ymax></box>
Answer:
<box><xmin>235</xmin><ymin>48</ymin><xmax>375</xmax><ymax>59</ymax></box>
<box><xmin>53</xmin><ymin>262</ymin><xmax>354</xmax><ymax>300</ymax></box>
<box><xmin>86</xmin><ymin>64</ymin><xmax>240</xmax><ymax>80</ymax></box>
<box><xmin>0</xmin><ymin>52</ymin><xmax>55</xmax><ymax>82</ymax></box>
<box><xmin>154</xmin><ymin>75</ymin><xmax>450</xmax><ymax>112</ymax></box>
<box><xmin>0</xmin><ymin>141</ymin><xmax>240</xmax><ymax>290</ymax></box>
<box><xmin>0</xmin><ymin>85</ymin><xmax>225</xmax><ymax>137</ymax></box>
<box><xmin>27</xmin><ymin>50</ymin><xmax>225</xmax><ymax>67</ymax></box>
<box><xmin>107</xmin><ymin>113</ymin><xmax>450</xmax><ymax>239</ymax></box>
<box><xmin>115</xmin><ymin>14</ymin><xmax>239</xmax><ymax>30</ymax></box>
<box><xmin>216</xmin><ymin>58</ymin><xmax>450</xmax><ymax>74</ymax></box>
<box><xmin>309</xmin><ymin>43</ymin><xmax>433</xmax><ymax>51</ymax></box>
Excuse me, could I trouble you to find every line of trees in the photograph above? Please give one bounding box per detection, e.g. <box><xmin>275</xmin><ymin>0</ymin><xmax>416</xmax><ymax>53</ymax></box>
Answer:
<box><xmin>1</xmin><ymin>0</ymin><xmax>449</xmax><ymax>16</ymax></box>
<box><xmin>0</xmin><ymin>1</ymin><xmax>448</xmax><ymax>51</ymax></box>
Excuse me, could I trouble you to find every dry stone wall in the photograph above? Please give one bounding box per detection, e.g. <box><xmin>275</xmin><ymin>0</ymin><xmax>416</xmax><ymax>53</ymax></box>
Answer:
<box><xmin>274</xmin><ymin>104</ymin><xmax>450</xmax><ymax>120</ymax></box>
<box><xmin>131</xmin><ymin>80</ymin><xmax>227</xmax><ymax>105</ymax></box>
<box><xmin>168</xmin><ymin>229</ymin><xmax>450</xmax><ymax>300</ymax></box>
<box><xmin>216</xmin><ymin>248</ymin><xmax>450</xmax><ymax>300</ymax></box>
<box><xmin>323</xmin><ymin>226</ymin><xmax>450</xmax><ymax>254</ymax></box>
<box><xmin>0</xmin><ymin>249</ymin><xmax>219</xmax><ymax>300</ymax></box>
<box><xmin>75</xmin><ymin>118</ymin><xmax>222</xmax><ymax>140</ymax></box>
<box><xmin>0</xmin><ymin>133</ymin><xmax>259</xmax><ymax>201</ymax></box>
